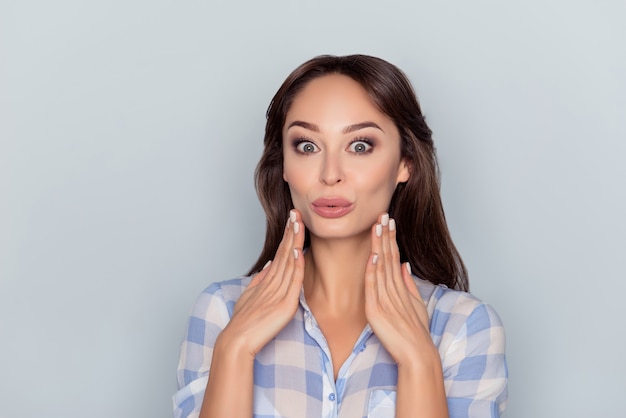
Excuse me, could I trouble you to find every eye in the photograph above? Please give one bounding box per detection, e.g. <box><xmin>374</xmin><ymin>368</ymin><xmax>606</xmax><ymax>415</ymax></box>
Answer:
<box><xmin>295</xmin><ymin>140</ymin><xmax>319</xmax><ymax>154</ymax></box>
<box><xmin>348</xmin><ymin>139</ymin><xmax>373</xmax><ymax>154</ymax></box>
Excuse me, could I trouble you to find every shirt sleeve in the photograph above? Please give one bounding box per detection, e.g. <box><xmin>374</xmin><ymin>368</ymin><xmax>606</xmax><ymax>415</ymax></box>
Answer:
<box><xmin>172</xmin><ymin>283</ymin><xmax>233</xmax><ymax>418</ymax></box>
<box><xmin>439</xmin><ymin>298</ymin><xmax>509</xmax><ymax>418</ymax></box>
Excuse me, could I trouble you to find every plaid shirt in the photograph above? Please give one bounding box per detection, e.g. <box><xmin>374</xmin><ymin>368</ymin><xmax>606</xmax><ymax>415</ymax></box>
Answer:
<box><xmin>173</xmin><ymin>276</ymin><xmax>508</xmax><ymax>418</ymax></box>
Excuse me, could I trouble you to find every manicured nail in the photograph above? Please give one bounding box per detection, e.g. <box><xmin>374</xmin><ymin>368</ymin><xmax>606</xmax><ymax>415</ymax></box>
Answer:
<box><xmin>381</xmin><ymin>213</ymin><xmax>389</xmax><ymax>226</ymax></box>
<box><xmin>372</xmin><ymin>254</ymin><xmax>379</xmax><ymax>265</ymax></box>
<box><xmin>389</xmin><ymin>219</ymin><xmax>396</xmax><ymax>231</ymax></box>
<box><xmin>263</xmin><ymin>260</ymin><xmax>272</xmax><ymax>270</ymax></box>
<box><xmin>290</xmin><ymin>210</ymin><xmax>297</xmax><ymax>223</ymax></box>
<box><xmin>375</xmin><ymin>224</ymin><xmax>382</xmax><ymax>237</ymax></box>
<box><xmin>293</xmin><ymin>221</ymin><xmax>300</xmax><ymax>234</ymax></box>
<box><xmin>406</xmin><ymin>263</ymin><xmax>412</xmax><ymax>275</ymax></box>
<box><xmin>293</xmin><ymin>248</ymin><xmax>299</xmax><ymax>259</ymax></box>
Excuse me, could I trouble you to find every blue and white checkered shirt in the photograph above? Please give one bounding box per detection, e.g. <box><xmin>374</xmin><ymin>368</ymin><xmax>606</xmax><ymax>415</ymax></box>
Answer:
<box><xmin>173</xmin><ymin>276</ymin><xmax>508</xmax><ymax>418</ymax></box>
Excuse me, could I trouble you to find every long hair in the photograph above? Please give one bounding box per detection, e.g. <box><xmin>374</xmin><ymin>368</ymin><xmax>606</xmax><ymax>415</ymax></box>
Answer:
<box><xmin>248</xmin><ymin>54</ymin><xmax>468</xmax><ymax>291</ymax></box>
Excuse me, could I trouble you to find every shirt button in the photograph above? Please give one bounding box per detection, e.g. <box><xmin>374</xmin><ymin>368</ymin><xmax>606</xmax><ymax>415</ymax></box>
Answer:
<box><xmin>329</xmin><ymin>393</ymin><xmax>336</xmax><ymax>401</ymax></box>
<box><xmin>360</xmin><ymin>344</ymin><xmax>366</xmax><ymax>352</ymax></box>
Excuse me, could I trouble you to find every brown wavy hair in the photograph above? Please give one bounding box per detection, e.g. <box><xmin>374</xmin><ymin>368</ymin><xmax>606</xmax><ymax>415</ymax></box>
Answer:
<box><xmin>248</xmin><ymin>54</ymin><xmax>468</xmax><ymax>291</ymax></box>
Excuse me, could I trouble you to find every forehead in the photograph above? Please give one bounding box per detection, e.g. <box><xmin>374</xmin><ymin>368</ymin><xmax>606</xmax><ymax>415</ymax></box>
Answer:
<box><xmin>285</xmin><ymin>74</ymin><xmax>392</xmax><ymax>127</ymax></box>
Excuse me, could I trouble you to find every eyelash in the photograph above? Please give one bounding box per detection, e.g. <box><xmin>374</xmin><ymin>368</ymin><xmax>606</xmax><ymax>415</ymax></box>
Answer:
<box><xmin>292</xmin><ymin>138</ymin><xmax>318</xmax><ymax>154</ymax></box>
<box><xmin>348</xmin><ymin>138</ymin><xmax>374</xmax><ymax>154</ymax></box>
<box><xmin>291</xmin><ymin>137</ymin><xmax>375</xmax><ymax>155</ymax></box>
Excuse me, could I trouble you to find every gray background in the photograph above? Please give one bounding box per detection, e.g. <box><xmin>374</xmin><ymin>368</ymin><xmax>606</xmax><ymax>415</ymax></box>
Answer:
<box><xmin>1</xmin><ymin>0</ymin><xmax>625</xmax><ymax>417</ymax></box>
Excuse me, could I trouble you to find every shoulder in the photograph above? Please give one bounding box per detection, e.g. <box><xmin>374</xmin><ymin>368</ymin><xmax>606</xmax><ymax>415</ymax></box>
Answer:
<box><xmin>189</xmin><ymin>276</ymin><xmax>252</xmax><ymax>320</ymax></box>
<box><xmin>414</xmin><ymin>277</ymin><xmax>505</xmax><ymax>344</ymax></box>
<box><xmin>200</xmin><ymin>276</ymin><xmax>252</xmax><ymax>301</ymax></box>
<box><xmin>414</xmin><ymin>277</ymin><xmax>508</xmax><ymax>414</ymax></box>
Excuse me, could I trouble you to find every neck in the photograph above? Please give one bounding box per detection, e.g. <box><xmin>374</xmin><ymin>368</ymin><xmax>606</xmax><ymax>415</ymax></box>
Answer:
<box><xmin>303</xmin><ymin>232</ymin><xmax>371</xmax><ymax>315</ymax></box>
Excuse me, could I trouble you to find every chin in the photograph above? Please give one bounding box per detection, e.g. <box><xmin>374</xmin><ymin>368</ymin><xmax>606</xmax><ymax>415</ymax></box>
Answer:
<box><xmin>305</xmin><ymin>219</ymin><xmax>370</xmax><ymax>241</ymax></box>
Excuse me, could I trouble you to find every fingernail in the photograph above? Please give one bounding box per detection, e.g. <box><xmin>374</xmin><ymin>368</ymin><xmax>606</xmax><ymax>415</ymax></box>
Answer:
<box><xmin>406</xmin><ymin>263</ymin><xmax>412</xmax><ymax>275</ymax></box>
<box><xmin>293</xmin><ymin>221</ymin><xmax>300</xmax><ymax>234</ymax></box>
<box><xmin>290</xmin><ymin>210</ymin><xmax>297</xmax><ymax>223</ymax></box>
<box><xmin>375</xmin><ymin>224</ymin><xmax>382</xmax><ymax>237</ymax></box>
<box><xmin>263</xmin><ymin>260</ymin><xmax>272</xmax><ymax>270</ymax></box>
<box><xmin>293</xmin><ymin>248</ymin><xmax>299</xmax><ymax>260</ymax></box>
<box><xmin>381</xmin><ymin>213</ymin><xmax>389</xmax><ymax>226</ymax></box>
<box><xmin>372</xmin><ymin>254</ymin><xmax>379</xmax><ymax>265</ymax></box>
<box><xmin>389</xmin><ymin>219</ymin><xmax>396</xmax><ymax>231</ymax></box>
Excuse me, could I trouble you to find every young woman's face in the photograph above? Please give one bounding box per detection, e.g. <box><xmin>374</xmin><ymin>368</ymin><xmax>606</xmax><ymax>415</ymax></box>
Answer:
<box><xmin>282</xmin><ymin>74</ymin><xmax>410</xmax><ymax>240</ymax></box>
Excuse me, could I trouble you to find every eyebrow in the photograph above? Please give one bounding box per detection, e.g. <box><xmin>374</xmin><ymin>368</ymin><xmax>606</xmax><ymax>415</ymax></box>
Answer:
<box><xmin>286</xmin><ymin>121</ymin><xmax>385</xmax><ymax>134</ymax></box>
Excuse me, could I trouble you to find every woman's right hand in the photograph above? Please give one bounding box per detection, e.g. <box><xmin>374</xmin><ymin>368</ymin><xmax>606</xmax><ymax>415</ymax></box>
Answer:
<box><xmin>217</xmin><ymin>209</ymin><xmax>306</xmax><ymax>359</ymax></box>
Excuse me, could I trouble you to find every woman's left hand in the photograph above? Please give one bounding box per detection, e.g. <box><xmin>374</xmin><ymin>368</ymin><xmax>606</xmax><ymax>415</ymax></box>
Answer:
<box><xmin>365</xmin><ymin>213</ymin><xmax>449</xmax><ymax>417</ymax></box>
<box><xmin>364</xmin><ymin>213</ymin><xmax>435</xmax><ymax>368</ymax></box>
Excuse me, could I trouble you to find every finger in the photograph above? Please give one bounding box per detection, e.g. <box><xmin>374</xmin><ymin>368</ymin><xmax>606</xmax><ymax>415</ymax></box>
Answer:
<box><xmin>387</xmin><ymin>218</ymin><xmax>405</xmax><ymax>290</ymax></box>
<box><xmin>236</xmin><ymin>260</ymin><xmax>272</xmax><ymax>313</ymax></box>
<box><xmin>402</xmin><ymin>262</ymin><xmax>421</xmax><ymax>301</ymax></box>
<box><xmin>370</xmin><ymin>220</ymin><xmax>386</xmax><ymax>298</ymax></box>
<box><xmin>288</xmin><ymin>209</ymin><xmax>306</xmax><ymax>291</ymax></box>
<box><xmin>286</xmin><ymin>246</ymin><xmax>305</xmax><ymax>301</ymax></box>
<box><xmin>262</xmin><ymin>216</ymin><xmax>294</xmax><ymax>293</ymax></box>
<box><xmin>402</xmin><ymin>262</ymin><xmax>430</xmax><ymax>327</ymax></box>
<box><xmin>364</xmin><ymin>251</ymin><xmax>380</xmax><ymax>309</ymax></box>
<box><xmin>380</xmin><ymin>216</ymin><xmax>408</xmax><ymax>312</ymax></box>
<box><xmin>379</xmin><ymin>214</ymin><xmax>396</xmax><ymax>296</ymax></box>
<box><xmin>249</xmin><ymin>260</ymin><xmax>272</xmax><ymax>288</ymax></box>
<box><xmin>389</xmin><ymin>219</ymin><xmax>421</xmax><ymax>316</ymax></box>
<box><xmin>290</xmin><ymin>209</ymin><xmax>306</xmax><ymax>252</ymax></box>
<box><xmin>269</xmin><ymin>209</ymin><xmax>302</xmax><ymax>295</ymax></box>
<box><xmin>272</xmin><ymin>216</ymin><xmax>294</xmax><ymax>265</ymax></box>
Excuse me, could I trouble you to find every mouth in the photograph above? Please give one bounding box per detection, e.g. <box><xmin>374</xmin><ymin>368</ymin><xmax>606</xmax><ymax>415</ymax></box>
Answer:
<box><xmin>311</xmin><ymin>198</ymin><xmax>354</xmax><ymax>218</ymax></box>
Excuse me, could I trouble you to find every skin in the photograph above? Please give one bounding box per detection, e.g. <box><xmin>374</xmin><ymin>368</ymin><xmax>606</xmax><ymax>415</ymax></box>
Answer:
<box><xmin>282</xmin><ymin>74</ymin><xmax>408</xmax><ymax>242</ymax></box>
<box><xmin>200</xmin><ymin>74</ymin><xmax>448</xmax><ymax>418</ymax></box>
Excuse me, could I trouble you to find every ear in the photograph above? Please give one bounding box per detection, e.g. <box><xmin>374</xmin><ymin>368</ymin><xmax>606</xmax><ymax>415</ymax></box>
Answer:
<box><xmin>396</xmin><ymin>159</ymin><xmax>410</xmax><ymax>184</ymax></box>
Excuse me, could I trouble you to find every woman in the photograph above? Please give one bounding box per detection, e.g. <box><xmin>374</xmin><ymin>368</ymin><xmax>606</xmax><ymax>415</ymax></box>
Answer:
<box><xmin>174</xmin><ymin>54</ymin><xmax>508</xmax><ymax>418</ymax></box>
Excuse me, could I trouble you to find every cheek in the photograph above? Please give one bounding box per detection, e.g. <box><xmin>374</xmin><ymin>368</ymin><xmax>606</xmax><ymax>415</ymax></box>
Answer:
<box><xmin>286</xmin><ymin>183</ymin><xmax>305</xmax><ymax>205</ymax></box>
<box><xmin>283</xmin><ymin>165</ymin><xmax>308</xmax><ymax>208</ymax></box>
<box><xmin>286</xmin><ymin>183</ymin><xmax>313</xmax><ymax>229</ymax></box>
<box><xmin>282</xmin><ymin>154</ymin><xmax>305</xmax><ymax>184</ymax></box>
<box><xmin>361</xmin><ymin>166</ymin><xmax>402</xmax><ymax>207</ymax></box>
<box><xmin>283</xmin><ymin>162</ymin><xmax>299</xmax><ymax>190</ymax></box>
<box><xmin>282</xmin><ymin>160</ymin><xmax>290</xmax><ymax>182</ymax></box>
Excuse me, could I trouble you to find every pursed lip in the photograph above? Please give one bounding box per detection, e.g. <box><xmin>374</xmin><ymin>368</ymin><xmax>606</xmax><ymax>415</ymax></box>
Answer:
<box><xmin>312</xmin><ymin>197</ymin><xmax>352</xmax><ymax>208</ymax></box>
<box><xmin>311</xmin><ymin>197</ymin><xmax>354</xmax><ymax>218</ymax></box>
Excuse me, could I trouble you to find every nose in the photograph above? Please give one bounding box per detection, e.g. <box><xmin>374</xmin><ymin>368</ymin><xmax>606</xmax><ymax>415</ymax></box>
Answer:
<box><xmin>320</xmin><ymin>153</ymin><xmax>345</xmax><ymax>185</ymax></box>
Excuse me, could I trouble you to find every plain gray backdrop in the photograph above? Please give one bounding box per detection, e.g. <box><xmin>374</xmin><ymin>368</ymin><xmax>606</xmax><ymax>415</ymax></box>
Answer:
<box><xmin>1</xmin><ymin>0</ymin><xmax>625</xmax><ymax>417</ymax></box>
